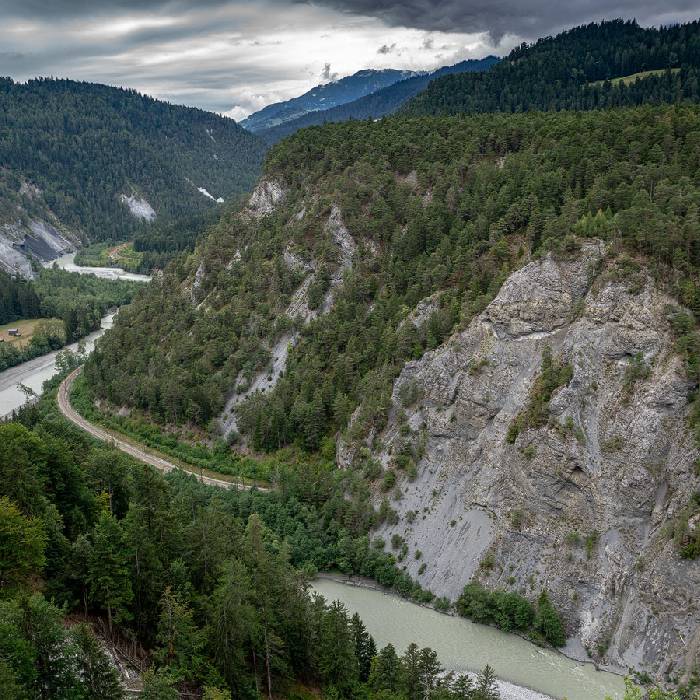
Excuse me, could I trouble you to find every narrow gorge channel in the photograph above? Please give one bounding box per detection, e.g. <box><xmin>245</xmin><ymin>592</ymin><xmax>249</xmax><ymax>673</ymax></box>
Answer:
<box><xmin>311</xmin><ymin>578</ymin><xmax>626</xmax><ymax>700</ymax></box>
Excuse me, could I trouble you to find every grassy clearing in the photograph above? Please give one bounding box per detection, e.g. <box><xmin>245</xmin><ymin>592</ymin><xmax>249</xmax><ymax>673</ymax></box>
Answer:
<box><xmin>74</xmin><ymin>241</ymin><xmax>143</xmax><ymax>272</ymax></box>
<box><xmin>589</xmin><ymin>67</ymin><xmax>680</xmax><ymax>87</ymax></box>
<box><xmin>0</xmin><ymin>318</ymin><xmax>60</xmax><ymax>348</ymax></box>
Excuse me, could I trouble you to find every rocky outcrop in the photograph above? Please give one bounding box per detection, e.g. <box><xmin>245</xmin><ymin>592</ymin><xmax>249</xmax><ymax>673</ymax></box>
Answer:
<box><xmin>359</xmin><ymin>241</ymin><xmax>700</xmax><ymax>680</ymax></box>
<box><xmin>245</xmin><ymin>178</ymin><xmax>285</xmax><ymax>219</ymax></box>
<box><xmin>119</xmin><ymin>194</ymin><xmax>156</xmax><ymax>221</ymax></box>
<box><xmin>219</xmin><ymin>203</ymin><xmax>358</xmax><ymax>438</ymax></box>
<box><xmin>0</xmin><ymin>218</ymin><xmax>76</xmax><ymax>279</ymax></box>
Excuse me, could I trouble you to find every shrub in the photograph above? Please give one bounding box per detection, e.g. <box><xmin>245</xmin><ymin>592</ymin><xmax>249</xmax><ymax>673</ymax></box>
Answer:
<box><xmin>508</xmin><ymin>346</ymin><xmax>573</xmax><ymax>442</ymax></box>
<box><xmin>382</xmin><ymin>470</ymin><xmax>397</xmax><ymax>492</ymax></box>
<box><xmin>457</xmin><ymin>583</ymin><xmax>566</xmax><ymax>646</ymax></box>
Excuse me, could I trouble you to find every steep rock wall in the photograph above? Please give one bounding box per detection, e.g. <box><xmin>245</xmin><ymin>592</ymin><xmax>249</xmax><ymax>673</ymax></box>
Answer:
<box><xmin>359</xmin><ymin>241</ymin><xmax>700</xmax><ymax>679</ymax></box>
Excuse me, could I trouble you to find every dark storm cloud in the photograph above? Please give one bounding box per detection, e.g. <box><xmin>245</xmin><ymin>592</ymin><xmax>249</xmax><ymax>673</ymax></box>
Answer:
<box><xmin>2</xmin><ymin>0</ymin><xmax>698</xmax><ymax>39</ymax></box>
<box><xmin>317</xmin><ymin>0</ymin><xmax>700</xmax><ymax>39</ymax></box>
<box><xmin>0</xmin><ymin>0</ymin><xmax>697</xmax><ymax>118</ymax></box>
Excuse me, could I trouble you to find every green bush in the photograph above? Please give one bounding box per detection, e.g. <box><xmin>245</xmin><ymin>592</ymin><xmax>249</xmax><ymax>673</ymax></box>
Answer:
<box><xmin>508</xmin><ymin>346</ymin><xmax>572</xmax><ymax>442</ymax></box>
<box><xmin>457</xmin><ymin>582</ymin><xmax>566</xmax><ymax>646</ymax></box>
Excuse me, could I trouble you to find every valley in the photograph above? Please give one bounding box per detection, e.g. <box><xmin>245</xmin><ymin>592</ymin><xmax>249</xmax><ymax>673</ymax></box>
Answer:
<box><xmin>2</xmin><ymin>15</ymin><xmax>700</xmax><ymax>700</ymax></box>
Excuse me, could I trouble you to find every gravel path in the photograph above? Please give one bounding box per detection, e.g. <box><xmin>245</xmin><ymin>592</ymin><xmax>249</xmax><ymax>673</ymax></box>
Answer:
<box><xmin>58</xmin><ymin>367</ymin><xmax>263</xmax><ymax>491</ymax></box>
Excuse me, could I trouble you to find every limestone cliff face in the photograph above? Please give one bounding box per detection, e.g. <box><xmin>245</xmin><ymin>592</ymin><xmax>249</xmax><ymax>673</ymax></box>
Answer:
<box><xmin>358</xmin><ymin>241</ymin><xmax>700</xmax><ymax>679</ymax></box>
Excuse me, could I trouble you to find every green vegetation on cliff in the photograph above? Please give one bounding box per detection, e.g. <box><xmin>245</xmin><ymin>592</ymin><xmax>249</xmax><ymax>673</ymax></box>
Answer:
<box><xmin>88</xmin><ymin>105</ymin><xmax>700</xmax><ymax>456</ymax></box>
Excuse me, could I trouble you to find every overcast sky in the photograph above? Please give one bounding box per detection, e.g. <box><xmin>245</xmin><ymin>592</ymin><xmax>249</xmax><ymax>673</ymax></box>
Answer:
<box><xmin>1</xmin><ymin>1</ymin><xmax>698</xmax><ymax>121</ymax></box>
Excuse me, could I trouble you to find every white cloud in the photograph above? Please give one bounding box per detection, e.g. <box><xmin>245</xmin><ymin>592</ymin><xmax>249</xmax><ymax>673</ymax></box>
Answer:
<box><xmin>0</xmin><ymin>1</ymin><xmax>508</xmax><ymax>120</ymax></box>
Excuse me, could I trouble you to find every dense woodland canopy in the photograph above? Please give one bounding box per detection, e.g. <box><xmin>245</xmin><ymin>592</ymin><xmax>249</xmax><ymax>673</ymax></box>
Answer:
<box><xmin>404</xmin><ymin>20</ymin><xmax>700</xmax><ymax>116</ymax></box>
<box><xmin>0</xmin><ymin>387</ymin><xmax>512</xmax><ymax>699</ymax></box>
<box><xmin>88</xmin><ymin>105</ymin><xmax>700</xmax><ymax>455</ymax></box>
<box><xmin>0</xmin><ymin>78</ymin><xmax>265</xmax><ymax>242</ymax></box>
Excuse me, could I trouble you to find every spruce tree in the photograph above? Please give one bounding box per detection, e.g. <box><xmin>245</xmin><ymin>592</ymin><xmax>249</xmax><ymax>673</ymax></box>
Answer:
<box><xmin>474</xmin><ymin>664</ymin><xmax>500</xmax><ymax>700</ymax></box>
<box><xmin>534</xmin><ymin>590</ymin><xmax>566</xmax><ymax>647</ymax></box>
<box><xmin>87</xmin><ymin>511</ymin><xmax>133</xmax><ymax>634</ymax></box>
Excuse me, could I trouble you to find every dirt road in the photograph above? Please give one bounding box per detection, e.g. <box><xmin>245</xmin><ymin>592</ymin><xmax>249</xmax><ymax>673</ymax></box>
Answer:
<box><xmin>58</xmin><ymin>367</ymin><xmax>262</xmax><ymax>491</ymax></box>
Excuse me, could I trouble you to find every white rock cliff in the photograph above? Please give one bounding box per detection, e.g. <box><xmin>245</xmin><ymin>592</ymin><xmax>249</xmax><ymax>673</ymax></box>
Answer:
<box><xmin>357</xmin><ymin>241</ymin><xmax>700</xmax><ymax>680</ymax></box>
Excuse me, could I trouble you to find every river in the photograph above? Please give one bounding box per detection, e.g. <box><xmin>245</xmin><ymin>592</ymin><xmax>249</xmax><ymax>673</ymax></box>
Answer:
<box><xmin>0</xmin><ymin>254</ymin><xmax>150</xmax><ymax>418</ymax></box>
<box><xmin>311</xmin><ymin>578</ymin><xmax>626</xmax><ymax>700</ymax></box>
<box><xmin>0</xmin><ymin>313</ymin><xmax>116</xmax><ymax>418</ymax></box>
<box><xmin>46</xmin><ymin>252</ymin><xmax>151</xmax><ymax>282</ymax></box>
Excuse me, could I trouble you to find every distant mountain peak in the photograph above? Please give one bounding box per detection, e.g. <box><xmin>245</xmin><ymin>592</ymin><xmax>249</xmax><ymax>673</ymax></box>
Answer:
<box><xmin>241</xmin><ymin>67</ymin><xmax>420</xmax><ymax>133</ymax></box>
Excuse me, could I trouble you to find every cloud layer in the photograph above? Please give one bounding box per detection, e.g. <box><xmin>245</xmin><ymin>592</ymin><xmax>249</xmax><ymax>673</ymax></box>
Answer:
<box><xmin>0</xmin><ymin>0</ymin><xmax>697</xmax><ymax>119</ymax></box>
<box><xmin>318</xmin><ymin>0</ymin><xmax>700</xmax><ymax>39</ymax></box>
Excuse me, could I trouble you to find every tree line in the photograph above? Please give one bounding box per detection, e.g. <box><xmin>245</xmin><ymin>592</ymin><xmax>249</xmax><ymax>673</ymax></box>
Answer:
<box><xmin>404</xmin><ymin>20</ymin><xmax>700</xmax><ymax>116</ymax></box>
<box><xmin>0</xmin><ymin>267</ymin><xmax>140</xmax><ymax>371</ymax></box>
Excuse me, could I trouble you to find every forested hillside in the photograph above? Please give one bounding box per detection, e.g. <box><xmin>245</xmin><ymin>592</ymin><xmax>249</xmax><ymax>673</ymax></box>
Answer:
<box><xmin>87</xmin><ymin>105</ymin><xmax>700</xmax><ymax>448</ymax></box>
<box><xmin>0</xmin><ymin>78</ymin><xmax>266</xmax><ymax>242</ymax></box>
<box><xmin>258</xmin><ymin>57</ymin><xmax>499</xmax><ymax>143</ymax></box>
<box><xmin>0</xmin><ymin>386</ymin><xmax>511</xmax><ymax>699</ymax></box>
<box><xmin>404</xmin><ymin>20</ymin><xmax>700</xmax><ymax>116</ymax></box>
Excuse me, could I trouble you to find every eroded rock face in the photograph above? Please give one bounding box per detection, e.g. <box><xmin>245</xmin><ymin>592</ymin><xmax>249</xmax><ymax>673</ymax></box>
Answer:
<box><xmin>245</xmin><ymin>178</ymin><xmax>285</xmax><ymax>219</ymax></box>
<box><xmin>0</xmin><ymin>218</ymin><xmax>76</xmax><ymax>279</ymax></box>
<box><xmin>119</xmin><ymin>194</ymin><xmax>156</xmax><ymax>221</ymax></box>
<box><xmin>219</xmin><ymin>203</ymin><xmax>358</xmax><ymax>438</ymax></box>
<box><xmin>365</xmin><ymin>241</ymin><xmax>700</xmax><ymax>679</ymax></box>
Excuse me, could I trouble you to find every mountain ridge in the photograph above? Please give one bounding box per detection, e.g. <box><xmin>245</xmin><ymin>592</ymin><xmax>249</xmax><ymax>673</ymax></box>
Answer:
<box><xmin>0</xmin><ymin>77</ymin><xmax>266</xmax><ymax>275</ymax></box>
<box><xmin>255</xmin><ymin>56</ymin><xmax>499</xmax><ymax>143</ymax></box>
<box><xmin>403</xmin><ymin>19</ymin><xmax>700</xmax><ymax>116</ymax></box>
<box><xmin>241</xmin><ymin>68</ymin><xmax>419</xmax><ymax>133</ymax></box>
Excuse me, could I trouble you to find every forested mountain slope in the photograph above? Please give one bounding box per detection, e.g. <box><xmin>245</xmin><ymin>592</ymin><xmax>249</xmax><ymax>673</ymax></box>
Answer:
<box><xmin>0</xmin><ymin>78</ymin><xmax>266</xmax><ymax>262</ymax></box>
<box><xmin>3</xmin><ymin>384</ymin><xmax>516</xmax><ymax>699</ymax></box>
<box><xmin>85</xmin><ymin>104</ymin><xmax>700</xmax><ymax>681</ymax></box>
<box><xmin>257</xmin><ymin>57</ymin><xmax>499</xmax><ymax>143</ymax></box>
<box><xmin>88</xmin><ymin>105</ymin><xmax>700</xmax><ymax>439</ymax></box>
<box><xmin>241</xmin><ymin>68</ymin><xmax>418</xmax><ymax>133</ymax></box>
<box><xmin>404</xmin><ymin>20</ymin><xmax>700</xmax><ymax>116</ymax></box>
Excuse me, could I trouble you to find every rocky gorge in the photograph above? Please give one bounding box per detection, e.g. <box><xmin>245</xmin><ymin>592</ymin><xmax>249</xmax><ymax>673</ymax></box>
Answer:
<box><xmin>341</xmin><ymin>240</ymin><xmax>700</xmax><ymax>681</ymax></box>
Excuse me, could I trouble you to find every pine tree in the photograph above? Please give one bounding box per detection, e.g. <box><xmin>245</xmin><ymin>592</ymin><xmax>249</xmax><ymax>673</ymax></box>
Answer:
<box><xmin>534</xmin><ymin>590</ymin><xmax>566</xmax><ymax>647</ymax></box>
<box><xmin>317</xmin><ymin>600</ymin><xmax>358</xmax><ymax>694</ymax></box>
<box><xmin>351</xmin><ymin>612</ymin><xmax>375</xmax><ymax>681</ymax></box>
<box><xmin>0</xmin><ymin>659</ymin><xmax>25</xmax><ymax>700</ymax></box>
<box><xmin>19</xmin><ymin>595</ymin><xmax>85</xmax><ymax>699</ymax></box>
<box><xmin>206</xmin><ymin>560</ymin><xmax>257</xmax><ymax>696</ymax></box>
<box><xmin>87</xmin><ymin>511</ymin><xmax>133</xmax><ymax>634</ymax></box>
<box><xmin>473</xmin><ymin>664</ymin><xmax>500</xmax><ymax>700</ymax></box>
<box><xmin>141</xmin><ymin>669</ymin><xmax>178</xmax><ymax>700</ymax></box>
<box><xmin>0</xmin><ymin>497</ymin><xmax>46</xmax><ymax>591</ymax></box>
<box><xmin>417</xmin><ymin>647</ymin><xmax>442</xmax><ymax>700</ymax></box>
<box><xmin>400</xmin><ymin>642</ymin><xmax>422</xmax><ymax>700</ymax></box>
<box><xmin>368</xmin><ymin>643</ymin><xmax>400</xmax><ymax>693</ymax></box>
<box><xmin>154</xmin><ymin>587</ymin><xmax>205</xmax><ymax>683</ymax></box>
<box><xmin>451</xmin><ymin>673</ymin><xmax>475</xmax><ymax>699</ymax></box>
